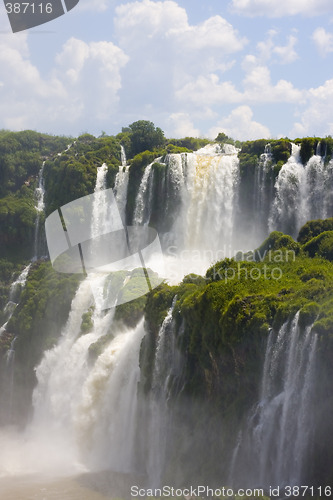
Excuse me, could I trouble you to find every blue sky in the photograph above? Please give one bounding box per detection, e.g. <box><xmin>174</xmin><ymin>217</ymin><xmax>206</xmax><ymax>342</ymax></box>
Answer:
<box><xmin>1</xmin><ymin>0</ymin><xmax>333</xmax><ymax>140</ymax></box>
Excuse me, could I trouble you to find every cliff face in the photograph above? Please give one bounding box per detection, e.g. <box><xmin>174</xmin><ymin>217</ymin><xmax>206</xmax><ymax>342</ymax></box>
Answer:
<box><xmin>141</xmin><ymin>233</ymin><xmax>333</xmax><ymax>487</ymax></box>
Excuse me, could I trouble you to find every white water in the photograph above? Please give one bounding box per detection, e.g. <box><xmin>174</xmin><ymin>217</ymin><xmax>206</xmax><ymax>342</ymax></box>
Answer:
<box><xmin>91</xmin><ymin>163</ymin><xmax>110</xmax><ymax>240</ymax></box>
<box><xmin>133</xmin><ymin>161</ymin><xmax>156</xmax><ymax>226</ymax></box>
<box><xmin>146</xmin><ymin>298</ymin><xmax>185</xmax><ymax>487</ymax></box>
<box><xmin>131</xmin><ymin>142</ymin><xmax>333</xmax><ymax>276</ymax></box>
<box><xmin>133</xmin><ymin>145</ymin><xmax>240</xmax><ymax>281</ymax></box>
<box><xmin>77</xmin><ymin>320</ymin><xmax>145</xmax><ymax>473</ymax></box>
<box><xmin>177</xmin><ymin>148</ymin><xmax>239</xmax><ymax>253</ymax></box>
<box><xmin>253</xmin><ymin>144</ymin><xmax>274</xmax><ymax>240</ymax></box>
<box><xmin>0</xmin><ymin>162</ymin><xmax>146</xmax><ymax>479</ymax></box>
<box><xmin>268</xmin><ymin>144</ymin><xmax>305</xmax><ymax>236</ymax></box>
<box><xmin>269</xmin><ymin>145</ymin><xmax>333</xmax><ymax>236</ymax></box>
<box><xmin>147</xmin><ymin>304</ymin><xmax>175</xmax><ymax>487</ymax></box>
<box><xmin>114</xmin><ymin>146</ymin><xmax>130</xmax><ymax>223</ymax></box>
<box><xmin>33</xmin><ymin>162</ymin><xmax>46</xmax><ymax>260</ymax></box>
<box><xmin>230</xmin><ymin>313</ymin><xmax>318</xmax><ymax>488</ymax></box>
<box><xmin>0</xmin><ymin>264</ymin><xmax>31</xmax><ymax>332</ymax></box>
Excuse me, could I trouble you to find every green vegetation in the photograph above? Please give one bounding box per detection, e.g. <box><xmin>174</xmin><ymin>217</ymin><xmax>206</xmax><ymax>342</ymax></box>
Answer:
<box><xmin>0</xmin><ymin>188</ymin><xmax>37</xmax><ymax>260</ymax></box>
<box><xmin>0</xmin><ymin>131</ymin><xmax>71</xmax><ymax>259</ymax></box>
<box><xmin>0</xmin><ymin>130</ymin><xmax>70</xmax><ymax>197</ymax></box>
<box><xmin>43</xmin><ymin>134</ymin><xmax>122</xmax><ymax>215</ymax></box>
<box><xmin>121</xmin><ymin>120</ymin><xmax>165</xmax><ymax>157</ymax></box>
<box><xmin>297</xmin><ymin>217</ymin><xmax>333</xmax><ymax>244</ymax></box>
<box><xmin>81</xmin><ymin>306</ymin><xmax>95</xmax><ymax>333</ymax></box>
<box><xmin>168</xmin><ymin>136</ymin><xmax>210</xmax><ymax>151</ymax></box>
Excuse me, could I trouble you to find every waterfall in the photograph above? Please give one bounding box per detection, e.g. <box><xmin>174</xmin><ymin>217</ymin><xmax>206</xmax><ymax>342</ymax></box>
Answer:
<box><xmin>268</xmin><ymin>144</ymin><xmax>305</xmax><ymax>236</ymax></box>
<box><xmin>33</xmin><ymin>162</ymin><xmax>46</xmax><ymax>260</ymax></box>
<box><xmin>146</xmin><ymin>305</ymin><xmax>174</xmax><ymax>487</ymax></box>
<box><xmin>32</xmin><ymin>163</ymin><xmax>113</xmax><ymax>438</ymax></box>
<box><xmin>269</xmin><ymin>144</ymin><xmax>333</xmax><ymax>237</ymax></box>
<box><xmin>130</xmin><ymin>141</ymin><xmax>333</xmax><ymax>276</ymax></box>
<box><xmin>4</xmin><ymin>337</ymin><xmax>17</xmax><ymax>422</ymax></box>
<box><xmin>120</xmin><ymin>144</ymin><xmax>127</xmax><ymax>167</ymax></box>
<box><xmin>91</xmin><ymin>163</ymin><xmax>109</xmax><ymax>239</ymax></box>
<box><xmin>230</xmin><ymin>313</ymin><xmax>318</xmax><ymax>488</ymax></box>
<box><xmin>0</xmin><ymin>264</ymin><xmax>31</xmax><ymax>424</ymax></box>
<box><xmin>77</xmin><ymin>319</ymin><xmax>146</xmax><ymax>473</ymax></box>
<box><xmin>132</xmin><ymin>145</ymin><xmax>240</xmax><ymax>279</ymax></box>
<box><xmin>27</xmin><ymin>162</ymin><xmax>147</xmax><ymax>476</ymax></box>
<box><xmin>253</xmin><ymin>144</ymin><xmax>274</xmax><ymax>240</ymax></box>
<box><xmin>0</xmin><ymin>264</ymin><xmax>31</xmax><ymax>333</ymax></box>
<box><xmin>172</xmin><ymin>145</ymin><xmax>239</xmax><ymax>257</ymax></box>
<box><xmin>114</xmin><ymin>146</ymin><xmax>130</xmax><ymax>223</ymax></box>
<box><xmin>146</xmin><ymin>298</ymin><xmax>185</xmax><ymax>487</ymax></box>
<box><xmin>133</xmin><ymin>161</ymin><xmax>157</xmax><ymax>226</ymax></box>
<box><xmin>302</xmin><ymin>152</ymin><xmax>333</xmax><ymax>221</ymax></box>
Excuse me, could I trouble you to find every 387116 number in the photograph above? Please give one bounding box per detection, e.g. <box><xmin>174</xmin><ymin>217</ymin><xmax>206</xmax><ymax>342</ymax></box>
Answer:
<box><xmin>5</xmin><ymin>3</ymin><xmax>53</xmax><ymax>14</ymax></box>
<box><xmin>284</xmin><ymin>486</ymin><xmax>332</xmax><ymax>497</ymax></box>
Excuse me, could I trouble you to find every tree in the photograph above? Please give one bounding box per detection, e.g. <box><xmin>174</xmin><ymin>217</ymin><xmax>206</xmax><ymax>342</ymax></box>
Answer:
<box><xmin>126</xmin><ymin>120</ymin><xmax>165</xmax><ymax>156</ymax></box>
<box><xmin>215</xmin><ymin>132</ymin><xmax>230</xmax><ymax>143</ymax></box>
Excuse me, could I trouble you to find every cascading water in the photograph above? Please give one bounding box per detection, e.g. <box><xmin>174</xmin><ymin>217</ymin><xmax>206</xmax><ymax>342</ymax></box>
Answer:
<box><xmin>229</xmin><ymin>313</ymin><xmax>318</xmax><ymax>489</ymax></box>
<box><xmin>268</xmin><ymin>144</ymin><xmax>305</xmax><ymax>236</ymax></box>
<box><xmin>114</xmin><ymin>145</ymin><xmax>130</xmax><ymax>223</ymax></box>
<box><xmin>269</xmin><ymin>145</ymin><xmax>333</xmax><ymax>237</ymax></box>
<box><xmin>23</xmin><ymin>161</ymin><xmax>147</xmax><ymax>477</ymax></box>
<box><xmin>145</xmin><ymin>298</ymin><xmax>186</xmax><ymax>487</ymax></box>
<box><xmin>133</xmin><ymin>160</ymin><xmax>157</xmax><ymax>226</ymax></box>
<box><xmin>77</xmin><ymin>319</ymin><xmax>146</xmax><ymax>473</ymax></box>
<box><xmin>168</xmin><ymin>145</ymin><xmax>240</xmax><ymax>258</ymax></box>
<box><xmin>132</xmin><ymin>144</ymin><xmax>240</xmax><ymax>279</ymax></box>
<box><xmin>146</xmin><ymin>304</ymin><xmax>175</xmax><ymax>487</ymax></box>
<box><xmin>33</xmin><ymin>162</ymin><xmax>46</xmax><ymax>260</ymax></box>
<box><xmin>131</xmin><ymin>141</ymin><xmax>333</xmax><ymax>269</ymax></box>
<box><xmin>0</xmin><ymin>264</ymin><xmax>31</xmax><ymax>424</ymax></box>
<box><xmin>253</xmin><ymin>144</ymin><xmax>275</xmax><ymax>240</ymax></box>
<box><xmin>1</xmin><ymin>264</ymin><xmax>31</xmax><ymax>331</ymax></box>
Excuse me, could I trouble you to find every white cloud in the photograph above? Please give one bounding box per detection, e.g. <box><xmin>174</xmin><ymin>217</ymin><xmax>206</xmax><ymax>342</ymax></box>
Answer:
<box><xmin>209</xmin><ymin>106</ymin><xmax>270</xmax><ymax>141</ymax></box>
<box><xmin>115</xmin><ymin>0</ymin><xmax>247</xmax><ymax>54</ymax></box>
<box><xmin>312</xmin><ymin>27</ymin><xmax>333</xmax><ymax>56</ymax></box>
<box><xmin>230</xmin><ymin>0</ymin><xmax>333</xmax><ymax>17</ymax></box>
<box><xmin>112</xmin><ymin>0</ymin><xmax>248</xmax><ymax>125</ymax></box>
<box><xmin>176</xmin><ymin>64</ymin><xmax>303</xmax><ymax>108</ymax></box>
<box><xmin>272</xmin><ymin>35</ymin><xmax>298</xmax><ymax>63</ymax></box>
<box><xmin>243</xmin><ymin>65</ymin><xmax>304</xmax><ymax>102</ymax></box>
<box><xmin>176</xmin><ymin>75</ymin><xmax>242</xmax><ymax>106</ymax></box>
<box><xmin>167</xmin><ymin>15</ymin><xmax>247</xmax><ymax>53</ymax></box>
<box><xmin>0</xmin><ymin>33</ymin><xmax>128</xmax><ymax>134</ymax></box>
<box><xmin>167</xmin><ymin>113</ymin><xmax>200</xmax><ymax>138</ymax></box>
<box><xmin>114</xmin><ymin>0</ymin><xmax>247</xmax><ymax>78</ymax></box>
<box><xmin>252</xmin><ymin>30</ymin><xmax>298</xmax><ymax>64</ymax></box>
<box><xmin>291</xmin><ymin>79</ymin><xmax>333</xmax><ymax>137</ymax></box>
<box><xmin>53</xmin><ymin>38</ymin><xmax>129</xmax><ymax>123</ymax></box>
